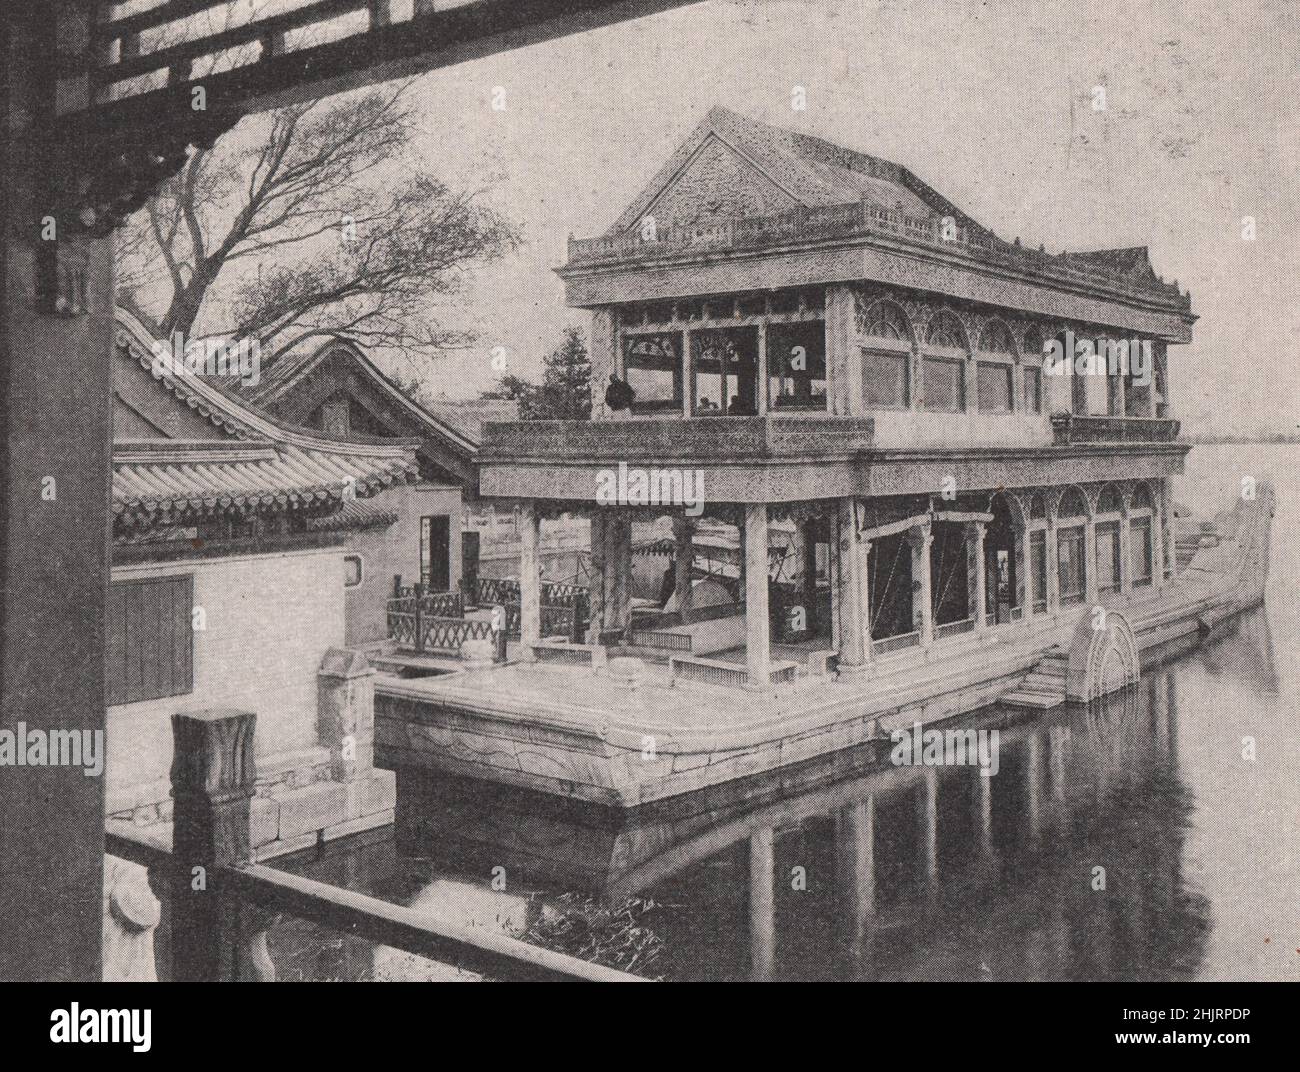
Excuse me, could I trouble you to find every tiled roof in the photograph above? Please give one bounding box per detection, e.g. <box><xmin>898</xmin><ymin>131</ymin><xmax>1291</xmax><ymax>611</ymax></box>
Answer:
<box><xmin>113</xmin><ymin>310</ymin><xmax>419</xmax><ymax>529</ymax></box>
<box><xmin>611</xmin><ymin>105</ymin><xmax>988</xmax><ymax>237</ymax></box>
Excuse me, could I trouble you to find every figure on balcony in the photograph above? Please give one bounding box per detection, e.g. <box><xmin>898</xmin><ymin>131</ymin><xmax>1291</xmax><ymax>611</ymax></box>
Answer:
<box><xmin>605</xmin><ymin>372</ymin><xmax>635</xmax><ymax>417</ymax></box>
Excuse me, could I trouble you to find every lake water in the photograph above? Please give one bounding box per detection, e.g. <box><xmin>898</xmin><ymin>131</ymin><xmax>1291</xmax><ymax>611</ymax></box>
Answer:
<box><xmin>268</xmin><ymin>445</ymin><xmax>1299</xmax><ymax>982</ymax></box>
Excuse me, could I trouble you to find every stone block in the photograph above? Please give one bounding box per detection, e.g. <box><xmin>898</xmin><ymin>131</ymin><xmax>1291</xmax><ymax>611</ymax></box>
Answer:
<box><xmin>275</xmin><ymin>781</ymin><xmax>348</xmax><ymax>841</ymax></box>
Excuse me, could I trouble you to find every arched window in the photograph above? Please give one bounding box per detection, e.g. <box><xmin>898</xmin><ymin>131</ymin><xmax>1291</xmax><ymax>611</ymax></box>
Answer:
<box><xmin>1058</xmin><ymin>487</ymin><xmax>1088</xmax><ymax>518</ymax></box>
<box><xmin>1023</xmin><ymin>327</ymin><xmax>1044</xmax><ymax>358</ymax></box>
<box><xmin>1096</xmin><ymin>484</ymin><xmax>1124</xmax><ymax>514</ymax></box>
<box><xmin>978</xmin><ymin>319</ymin><xmax>1015</xmax><ymax>355</ymax></box>
<box><xmin>860</xmin><ymin>300</ymin><xmax>912</xmax><ymax>409</ymax></box>
<box><xmin>1131</xmin><ymin>482</ymin><xmax>1154</xmax><ymax>511</ymax></box>
<box><xmin>925</xmin><ymin>311</ymin><xmax>968</xmax><ymax>350</ymax></box>
<box><xmin>975</xmin><ymin>320</ymin><xmax>1015</xmax><ymax>414</ymax></box>
<box><xmin>921</xmin><ymin>311</ymin><xmax>967</xmax><ymax>412</ymax></box>
<box><xmin>859</xmin><ymin>300</ymin><xmax>913</xmax><ymax>342</ymax></box>
<box><xmin>1029</xmin><ymin>493</ymin><xmax>1047</xmax><ymax>520</ymax></box>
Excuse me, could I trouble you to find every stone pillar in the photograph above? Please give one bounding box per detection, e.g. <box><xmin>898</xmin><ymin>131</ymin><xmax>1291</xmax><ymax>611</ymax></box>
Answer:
<box><xmin>836</xmin><ymin>498</ymin><xmax>872</xmax><ymax>669</ymax></box>
<box><xmin>1019</xmin><ymin>526</ymin><xmax>1034</xmax><ymax>618</ymax></box>
<box><xmin>745</xmin><ymin>502</ymin><xmax>771</xmax><ymax>686</ymax></box>
<box><xmin>519</xmin><ymin>500</ymin><xmax>541</xmax><ymax>655</ymax></box>
<box><xmin>908</xmin><ymin>522</ymin><xmax>934</xmax><ymax>645</ymax></box>
<box><xmin>317</xmin><ymin>648</ymin><xmax>376</xmax><ymax>782</ymax></box>
<box><xmin>170</xmin><ymin>709</ymin><xmax>257</xmax><ymax>982</ymax></box>
<box><xmin>606</xmin><ymin>511</ymin><xmax>633</xmax><ymax>635</ymax></box>
<box><xmin>967</xmin><ymin>521</ymin><xmax>987</xmax><ymax>631</ymax></box>
<box><xmin>1084</xmin><ymin>515</ymin><xmax>1099</xmax><ymax>606</ymax></box>
<box><xmin>1046</xmin><ymin>516</ymin><xmax>1061</xmax><ymax>613</ymax></box>
<box><xmin>589</xmin><ymin>307</ymin><xmax>617</xmax><ymax>420</ymax></box>
<box><xmin>756</xmin><ymin>320</ymin><xmax>768</xmax><ymax>416</ymax></box>
<box><xmin>586</xmin><ymin>511</ymin><xmax>606</xmax><ymax>642</ymax></box>
<box><xmin>749</xmin><ymin>827</ymin><xmax>776</xmax><ymax>982</ymax></box>
<box><xmin>1118</xmin><ymin>510</ymin><xmax>1132</xmax><ymax>595</ymax></box>
<box><xmin>672</xmin><ymin>512</ymin><xmax>694</xmax><ymax>621</ymax></box>
<box><xmin>1154</xmin><ymin>478</ymin><xmax>1171</xmax><ymax>587</ymax></box>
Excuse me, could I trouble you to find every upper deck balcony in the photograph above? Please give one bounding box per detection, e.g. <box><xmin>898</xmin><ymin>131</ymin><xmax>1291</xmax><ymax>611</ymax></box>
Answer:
<box><xmin>478</xmin><ymin>414</ymin><xmax>875</xmax><ymax>503</ymax></box>
<box><xmin>564</xmin><ymin>200</ymin><xmax>1193</xmax><ymax>316</ymax></box>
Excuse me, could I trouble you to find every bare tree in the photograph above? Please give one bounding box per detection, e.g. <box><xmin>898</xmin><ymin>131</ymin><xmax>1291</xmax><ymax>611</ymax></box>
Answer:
<box><xmin>118</xmin><ymin>80</ymin><xmax>518</xmax><ymax>364</ymax></box>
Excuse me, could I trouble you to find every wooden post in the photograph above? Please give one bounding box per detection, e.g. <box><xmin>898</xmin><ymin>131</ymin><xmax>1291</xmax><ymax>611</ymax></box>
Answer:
<box><xmin>169</xmin><ymin>709</ymin><xmax>257</xmax><ymax>982</ymax></box>
<box><xmin>519</xmin><ymin>500</ymin><xmax>541</xmax><ymax>657</ymax></box>
<box><xmin>744</xmin><ymin>502</ymin><xmax>771</xmax><ymax>686</ymax></box>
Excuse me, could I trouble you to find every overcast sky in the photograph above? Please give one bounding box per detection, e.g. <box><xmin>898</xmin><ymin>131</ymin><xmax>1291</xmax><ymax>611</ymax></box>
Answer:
<box><xmin>259</xmin><ymin>0</ymin><xmax>1300</xmax><ymax>435</ymax></box>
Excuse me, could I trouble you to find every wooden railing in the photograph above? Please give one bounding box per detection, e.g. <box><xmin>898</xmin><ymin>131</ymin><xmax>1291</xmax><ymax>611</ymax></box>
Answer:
<box><xmin>105</xmin><ymin>710</ymin><xmax>643</xmax><ymax>983</ymax></box>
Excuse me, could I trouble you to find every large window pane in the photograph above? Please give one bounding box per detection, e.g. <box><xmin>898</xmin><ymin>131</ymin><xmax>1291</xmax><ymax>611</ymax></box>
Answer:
<box><xmin>863</xmin><ymin>348</ymin><xmax>909</xmax><ymax>407</ymax></box>
<box><xmin>623</xmin><ymin>334</ymin><xmax>681</xmax><ymax>413</ymax></box>
<box><xmin>976</xmin><ymin>362</ymin><xmax>1012</xmax><ymax>412</ymax></box>
<box><xmin>922</xmin><ymin>358</ymin><xmax>964</xmax><ymax>411</ymax></box>
<box><xmin>1129</xmin><ymin>517</ymin><xmax>1153</xmax><ymax>586</ymax></box>
<box><xmin>768</xmin><ymin>321</ymin><xmax>827</xmax><ymax>410</ymax></box>
<box><xmin>1057</xmin><ymin>526</ymin><xmax>1085</xmax><ymax>605</ymax></box>
<box><xmin>1023</xmin><ymin>366</ymin><xmax>1042</xmax><ymax>413</ymax></box>
<box><xmin>1030</xmin><ymin>530</ymin><xmax>1048</xmax><ymax>612</ymax></box>
<box><xmin>1096</xmin><ymin>522</ymin><xmax>1121</xmax><ymax>594</ymax></box>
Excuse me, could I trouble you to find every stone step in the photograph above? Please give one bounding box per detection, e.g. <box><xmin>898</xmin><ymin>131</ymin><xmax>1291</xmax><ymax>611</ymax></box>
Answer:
<box><xmin>1001</xmin><ymin>689</ymin><xmax>1065</xmax><ymax>709</ymax></box>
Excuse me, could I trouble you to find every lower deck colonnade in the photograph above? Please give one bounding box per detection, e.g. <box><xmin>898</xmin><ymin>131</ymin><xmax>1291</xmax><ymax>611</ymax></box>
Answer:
<box><xmin>507</xmin><ymin>478</ymin><xmax>1169</xmax><ymax>687</ymax></box>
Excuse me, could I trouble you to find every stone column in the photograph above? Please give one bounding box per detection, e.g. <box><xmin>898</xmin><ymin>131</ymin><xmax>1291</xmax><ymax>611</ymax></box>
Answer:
<box><xmin>671</xmin><ymin>512</ymin><xmax>694</xmax><ymax>620</ymax></box>
<box><xmin>519</xmin><ymin>500</ymin><xmax>541</xmax><ymax>656</ymax></box>
<box><xmin>1154</xmin><ymin>478</ymin><xmax>1171</xmax><ymax>587</ymax></box>
<box><xmin>589</xmin><ymin>307</ymin><xmax>617</xmax><ymax>420</ymax></box>
<box><xmin>586</xmin><ymin>511</ymin><xmax>606</xmax><ymax>642</ymax></box>
<box><xmin>1084</xmin><ymin>515</ymin><xmax>1099</xmax><ymax>606</ymax></box>
<box><xmin>749</xmin><ymin>827</ymin><xmax>776</xmax><ymax>982</ymax></box>
<box><xmin>836</xmin><ymin>498</ymin><xmax>872</xmax><ymax>670</ymax></box>
<box><xmin>1118</xmin><ymin>510</ymin><xmax>1133</xmax><ymax>595</ymax></box>
<box><xmin>756</xmin><ymin>320</ymin><xmax>768</xmax><ymax>416</ymax></box>
<box><xmin>607</xmin><ymin>511</ymin><xmax>633</xmax><ymax>634</ymax></box>
<box><xmin>967</xmin><ymin>521</ymin><xmax>987</xmax><ymax>631</ymax></box>
<box><xmin>1046</xmin><ymin>515</ymin><xmax>1061</xmax><ymax>613</ymax></box>
<box><xmin>1019</xmin><ymin>526</ymin><xmax>1034</xmax><ymax>618</ymax></box>
<box><xmin>745</xmin><ymin>502</ymin><xmax>771</xmax><ymax>686</ymax></box>
<box><xmin>908</xmin><ymin>522</ymin><xmax>934</xmax><ymax>645</ymax></box>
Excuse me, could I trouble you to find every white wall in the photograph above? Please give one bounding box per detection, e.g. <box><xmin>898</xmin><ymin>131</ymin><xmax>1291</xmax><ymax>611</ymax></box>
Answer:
<box><xmin>107</xmin><ymin>545</ymin><xmax>344</xmax><ymax>808</ymax></box>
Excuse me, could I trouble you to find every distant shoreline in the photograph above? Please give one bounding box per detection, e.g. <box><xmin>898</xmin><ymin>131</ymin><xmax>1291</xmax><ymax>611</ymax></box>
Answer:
<box><xmin>1186</xmin><ymin>436</ymin><xmax>1300</xmax><ymax>445</ymax></box>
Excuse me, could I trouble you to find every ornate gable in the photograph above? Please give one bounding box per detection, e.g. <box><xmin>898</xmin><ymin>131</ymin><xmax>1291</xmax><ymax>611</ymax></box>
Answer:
<box><xmin>632</xmin><ymin>133</ymin><xmax>798</xmax><ymax>232</ymax></box>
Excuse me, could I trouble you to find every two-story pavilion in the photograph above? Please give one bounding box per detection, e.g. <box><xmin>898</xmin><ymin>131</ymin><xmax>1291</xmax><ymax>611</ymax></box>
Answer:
<box><xmin>478</xmin><ymin>106</ymin><xmax>1192</xmax><ymax>689</ymax></box>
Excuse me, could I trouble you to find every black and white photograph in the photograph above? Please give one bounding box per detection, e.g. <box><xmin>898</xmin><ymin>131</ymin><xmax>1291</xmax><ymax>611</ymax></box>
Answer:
<box><xmin>0</xmin><ymin>0</ymin><xmax>1295</xmax><ymax>1047</ymax></box>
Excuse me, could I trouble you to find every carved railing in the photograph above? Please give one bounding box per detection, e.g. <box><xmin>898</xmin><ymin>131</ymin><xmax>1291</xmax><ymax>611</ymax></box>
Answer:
<box><xmin>1050</xmin><ymin>414</ymin><xmax>1182</xmax><ymax>444</ymax></box>
<box><xmin>935</xmin><ymin>617</ymin><xmax>975</xmax><ymax>639</ymax></box>
<box><xmin>872</xmin><ymin>630</ymin><xmax>920</xmax><ymax>655</ymax></box>
<box><xmin>104</xmin><ymin>710</ymin><xmax>641</xmax><ymax>983</ymax></box>
<box><xmin>629</xmin><ymin>629</ymin><xmax>693</xmax><ymax>652</ymax></box>
<box><xmin>567</xmin><ymin>201</ymin><xmax>1190</xmax><ymax>310</ymax></box>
